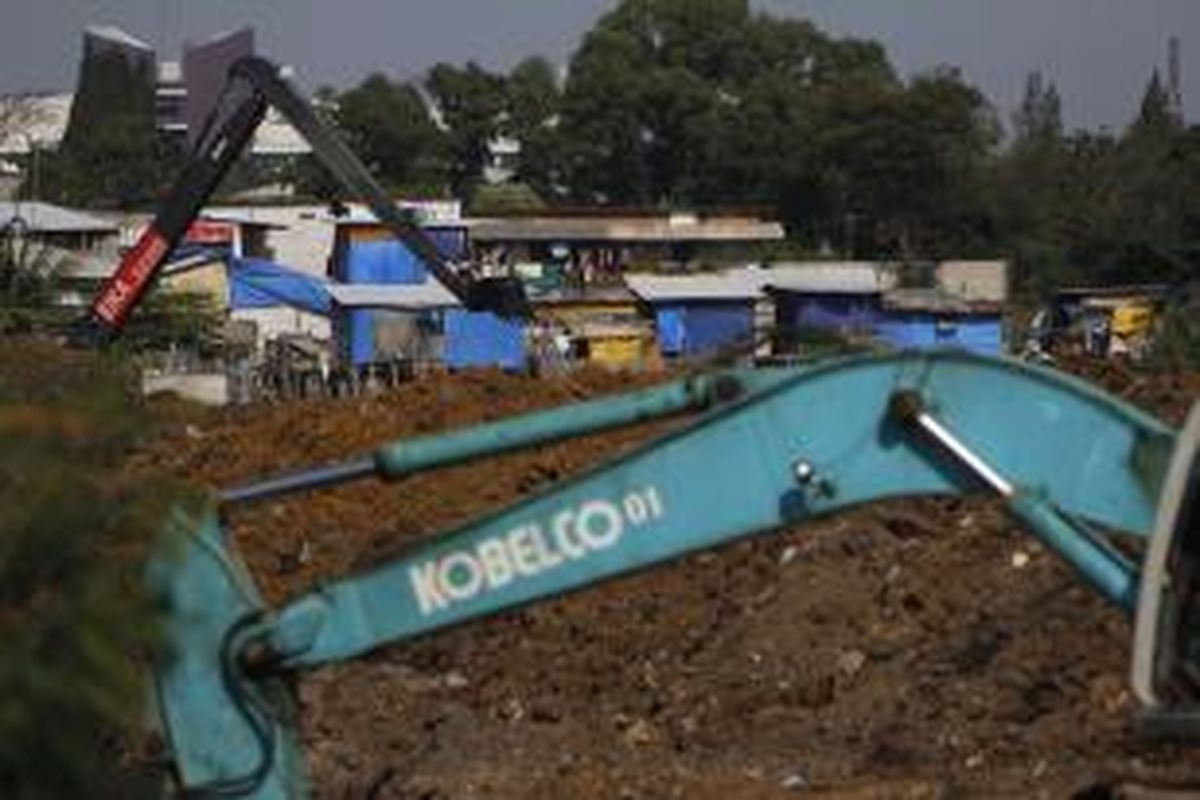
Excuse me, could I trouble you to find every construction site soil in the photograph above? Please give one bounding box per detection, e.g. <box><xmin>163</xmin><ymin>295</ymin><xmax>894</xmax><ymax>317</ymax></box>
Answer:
<box><xmin>138</xmin><ymin>359</ymin><xmax>1200</xmax><ymax>799</ymax></box>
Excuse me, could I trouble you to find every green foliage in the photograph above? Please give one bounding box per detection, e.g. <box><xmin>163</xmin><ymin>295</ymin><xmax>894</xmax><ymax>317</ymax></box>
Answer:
<box><xmin>995</xmin><ymin>65</ymin><xmax>1198</xmax><ymax>294</ymax></box>
<box><xmin>550</xmin><ymin>0</ymin><xmax>994</xmax><ymax>257</ymax></box>
<box><xmin>121</xmin><ymin>290</ymin><xmax>225</xmax><ymax>358</ymax></box>
<box><xmin>1149</xmin><ymin>293</ymin><xmax>1200</xmax><ymax>370</ymax></box>
<box><xmin>334</xmin><ymin>73</ymin><xmax>449</xmax><ymax>195</ymax></box>
<box><xmin>505</xmin><ymin>57</ymin><xmax>564</xmax><ymax>197</ymax></box>
<box><xmin>23</xmin><ymin>1</ymin><xmax>1194</xmax><ymax>299</ymax></box>
<box><xmin>425</xmin><ymin>62</ymin><xmax>508</xmax><ymax>195</ymax></box>
<box><xmin>0</xmin><ymin>340</ymin><xmax>190</xmax><ymax>798</ymax></box>
<box><xmin>468</xmin><ymin>181</ymin><xmax>548</xmax><ymax>216</ymax></box>
<box><xmin>0</xmin><ymin>231</ymin><xmax>75</xmax><ymax>335</ymax></box>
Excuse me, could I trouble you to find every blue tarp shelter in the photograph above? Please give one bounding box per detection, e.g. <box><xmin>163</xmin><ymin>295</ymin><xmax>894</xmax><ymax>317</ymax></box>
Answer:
<box><xmin>443</xmin><ymin>310</ymin><xmax>526</xmax><ymax>371</ymax></box>
<box><xmin>335</xmin><ymin>228</ymin><xmax>524</xmax><ymax>370</ymax></box>
<box><xmin>337</xmin><ymin>240</ymin><xmax>429</xmax><ymax>366</ymax></box>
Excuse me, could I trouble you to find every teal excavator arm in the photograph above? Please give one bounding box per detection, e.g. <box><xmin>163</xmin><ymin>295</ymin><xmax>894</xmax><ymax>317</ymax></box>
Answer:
<box><xmin>149</xmin><ymin>351</ymin><xmax>1200</xmax><ymax>798</ymax></box>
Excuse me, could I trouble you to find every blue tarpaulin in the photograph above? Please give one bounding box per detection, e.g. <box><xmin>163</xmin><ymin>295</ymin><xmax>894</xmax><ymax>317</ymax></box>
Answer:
<box><xmin>683</xmin><ymin>304</ymin><xmax>753</xmax><ymax>354</ymax></box>
<box><xmin>654</xmin><ymin>302</ymin><xmax>753</xmax><ymax>356</ymax></box>
<box><xmin>654</xmin><ymin>307</ymin><xmax>686</xmax><ymax>355</ymax></box>
<box><xmin>775</xmin><ymin>292</ymin><xmax>881</xmax><ymax>334</ymax></box>
<box><xmin>228</xmin><ymin>258</ymin><xmax>332</xmax><ymax>315</ymax></box>
<box><xmin>443</xmin><ymin>311</ymin><xmax>526</xmax><ymax>371</ymax></box>
<box><xmin>341</xmin><ymin>239</ymin><xmax>427</xmax><ymax>284</ymax></box>
<box><xmin>874</xmin><ymin>313</ymin><xmax>1003</xmax><ymax>355</ymax></box>
<box><xmin>337</xmin><ymin>229</ymin><xmax>521</xmax><ymax>369</ymax></box>
<box><xmin>333</xmin><ymin>228</ymin><xmax>467</xmax><ymax>282</ymax></box>
<box><xmin>341</xmin><ymin>239</ymin><xmax>427</xmax><ymax>366</ymax></box>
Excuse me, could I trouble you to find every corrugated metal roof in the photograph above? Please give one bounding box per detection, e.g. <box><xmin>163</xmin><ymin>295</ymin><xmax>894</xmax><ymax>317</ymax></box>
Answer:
<box><xmin>326</xmin><ymin>282</ymin><xmax>461</xmax><ymax>309</ymax></box>
<box><xmin>0</xmin><ymin>201</ymin><xmax>119</xmax><ymax>233</ymax></box>
<box><xmin>469</xmin><ymin>215</ymin><xmax>784</xmax><ymax>243</ymax></box>
<box><xmin>201</xmin><ymin>211</ymin><xmax>288</xmax><ymax>230</ymax></box>
<box><xmin>734</xmin><ymin>262</ymin><xmax>891</xmax><ymax>294</ymax></box>
<box><xmin>625</xmin><ymin>272</ymin><xmax>761</xmax><ymax>302</ymax></box>
<box><xmin>883</xmin><ymin>288</ymin><xmax>1000</xmax><ymax>314</ymax></box>
<box><xmin>529</xmin><ymin>286</ymin><xmax>636</xmax><ymax>305</ymax></box>
<box><xmin>936</xmin><ymin>260</ymin><xmax>1009</xmax><ymax>303</ymax></box>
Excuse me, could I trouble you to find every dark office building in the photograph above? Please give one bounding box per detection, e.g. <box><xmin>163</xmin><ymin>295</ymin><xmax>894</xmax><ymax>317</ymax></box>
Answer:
<box><xmin>183</xmin><ymin>28</ymin><xmax>255</xmax><ymax>150</ymax></box>
<box><xmin>61</xmin><ymin>26</ymin><xmax>157</xmax><ymax>153</ymax></box>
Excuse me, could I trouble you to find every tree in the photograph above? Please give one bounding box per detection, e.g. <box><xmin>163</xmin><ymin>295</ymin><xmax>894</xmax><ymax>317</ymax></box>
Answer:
<box><xmin>1012</xmin><ymin>70</ymin><xmax>1063</xmax><ymax>145</ymax></box>
<box><xmin>0</xmin><ymin>223</ymin><xmax>73</xmax><ymax>334</ymax></box>
<box><xmin>554</xmin><ymin>0</ymin><xmax>917</xmax><ymax>229</ymax></box>
<box><xmin>557</xmin><ymin>23</ymin><xmax>654</xmax><ymax>203</ymax></box>
<box><xmin>505</xmin><ymin>57</ymin><xmax>563</xmax><ymax>198</ymax></box>
<box><xmin>425</xmin><ymin>62</ymin><xmax>507</xmax><ymax>195</ymax></box>
<box><xmin>333</xmin><ymin>74</ymin><xmax>448</xmax><ymax>195</ymax></box>
<box><xmin>1132</xmin><ymin>70</ymin><xmax>1179</xmax><ymax>139</ymax></box>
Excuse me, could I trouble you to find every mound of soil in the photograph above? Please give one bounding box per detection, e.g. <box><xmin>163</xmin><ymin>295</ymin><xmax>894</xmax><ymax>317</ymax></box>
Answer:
<box><xmin>139</xmin><ymin>361</ymin><xmax>1200</xmax><ymax>798</ymax></box>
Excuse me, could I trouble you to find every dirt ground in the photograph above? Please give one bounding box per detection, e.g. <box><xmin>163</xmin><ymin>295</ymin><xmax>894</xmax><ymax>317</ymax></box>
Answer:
<box><xmin>139</xmin><ymin>358</ymin><xmax>1200</xmax><ymax>799</ymax></box>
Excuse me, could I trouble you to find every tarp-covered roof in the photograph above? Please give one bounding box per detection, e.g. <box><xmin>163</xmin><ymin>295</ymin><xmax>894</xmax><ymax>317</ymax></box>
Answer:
<box><xmin>228</xmin><ymin>257</ymin><xmax>462</xmax><ymax>314</ymax></box>
<box><xmin>229</xmin><ymin>258</ymin><xmax>332</xmax><ymax>315</ymax></box>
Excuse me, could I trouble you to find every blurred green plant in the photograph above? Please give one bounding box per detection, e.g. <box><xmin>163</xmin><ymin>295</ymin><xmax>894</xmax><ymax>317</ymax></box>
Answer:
<box><xmin>0</xmin><ymin>339</ymin><xmax>195</xmax><ymax>798</ymax></box>
<box><xmin>0</xmin><ymin>227</ymin><xmax>74</xmax><ymax>335</ymax></box>
<box><xmin>1148</xmin><ymin>295</ymin><xmax>1200</xmax><ymax>372</ymax></box>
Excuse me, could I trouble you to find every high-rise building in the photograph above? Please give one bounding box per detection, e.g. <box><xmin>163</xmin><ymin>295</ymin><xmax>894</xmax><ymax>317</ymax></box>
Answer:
<box><xmin>183</xmin><ymin>28</ymin><xmax>256</xmax><ymax>150</ymax></box>
<box><xmin>82</xmin><ymin>25</ymin><xmax>154</xmax><ymax>74</ymax></box>
<box><xmin>62</xmin><ymin>26</ymin><xmax>157</xmax><ymax>152</ymax></box>
<box><xmin>156</xmin><ymin>60</ymin><xmax>187</xmax><ymax>141</ymax></box>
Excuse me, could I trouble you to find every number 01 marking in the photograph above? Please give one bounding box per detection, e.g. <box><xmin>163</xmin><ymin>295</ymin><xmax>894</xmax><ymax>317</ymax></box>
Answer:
<box><xmin>623</xmin><ymin>487</ymin><xmax>665</xmax><ymax>525</ymax></box>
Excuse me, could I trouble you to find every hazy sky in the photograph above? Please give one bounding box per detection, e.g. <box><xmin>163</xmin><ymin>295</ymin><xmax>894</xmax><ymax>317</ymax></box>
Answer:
<box><xmin>1</xmin><ymin>0</ymin><xmax>1195</xmax><ymax>133</ymax></box>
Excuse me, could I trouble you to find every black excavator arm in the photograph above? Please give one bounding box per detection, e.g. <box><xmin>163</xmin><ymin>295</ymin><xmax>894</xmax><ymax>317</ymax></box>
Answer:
<box><xmin>83</xmin><ymin>56</ymin><xmax>526</xmax><ymax>341</ymax></box>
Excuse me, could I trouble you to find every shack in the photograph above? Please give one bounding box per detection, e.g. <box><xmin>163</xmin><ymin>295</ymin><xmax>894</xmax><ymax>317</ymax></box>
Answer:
<box><xmin>875</xmin><ymin>288</ymin><xmax>1004</xmax><ymax>355</ymax></box>
<box><xmin>744</xmin><ymin>262</ymin><xmax>893</xmax><ymax>345</ymax></box>
<box><xmin>625</xmin><ymin>273</ymin><xmax>760</xmax><ymax>358</ymax></box>
<box><xmin>328</xmin><ymin>216</ymin><xmax>525</xmax><ymax>371</ymax></box>
<box><xmin>469</xmin><ymin>210</ymin><xmax>785</xmax><ymax>286</ymax></box>
<box><xmin>529</xmin><ymin>286</ymin><xmax>657</xmax><ymax>370</ymax></box>
<box><xmin>1051</xmin><ymin>284</ymin><xmax>1169</xmax><ymax>358</ymax></box>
